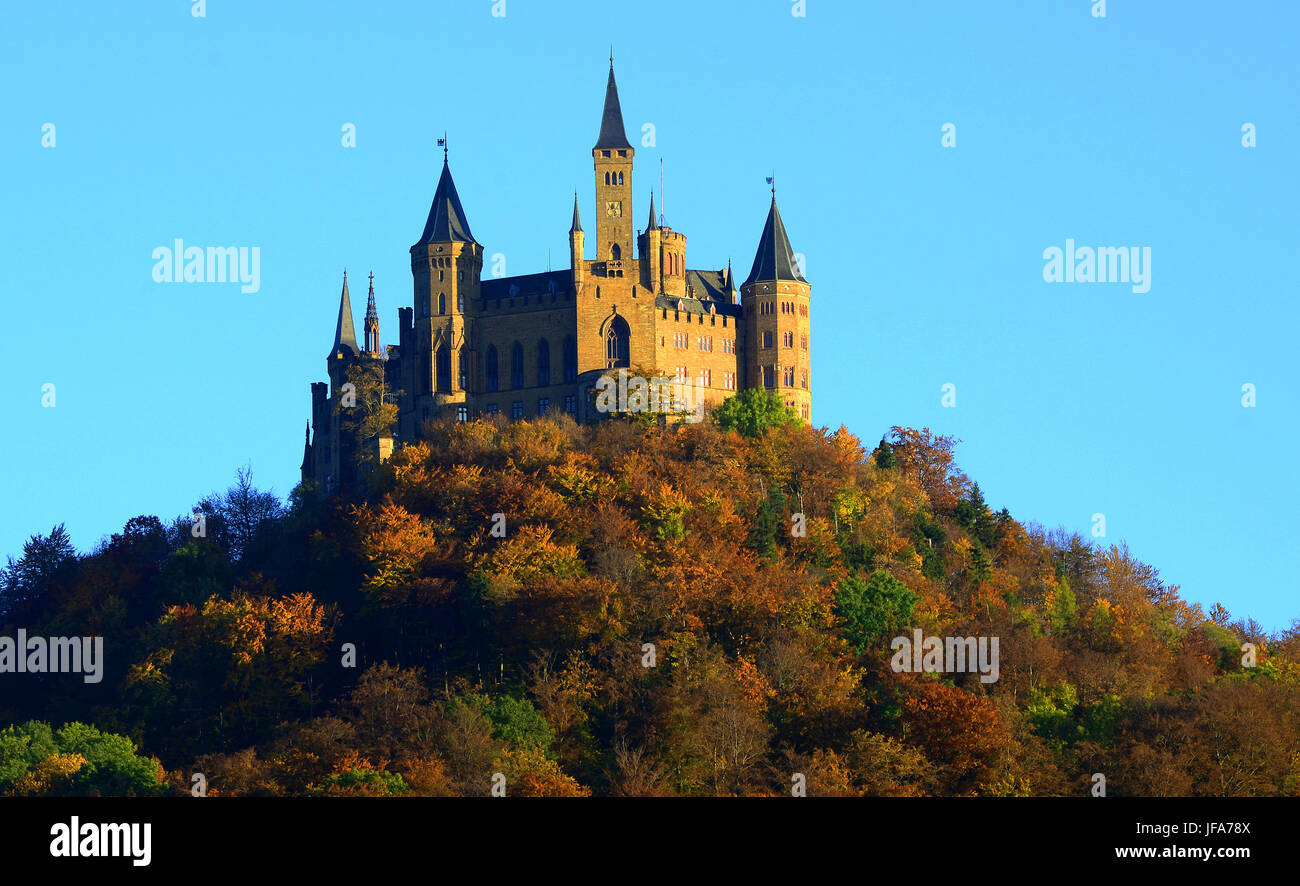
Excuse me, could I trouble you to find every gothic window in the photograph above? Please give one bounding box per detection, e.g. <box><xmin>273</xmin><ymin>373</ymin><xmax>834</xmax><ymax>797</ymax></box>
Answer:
<box><xmin>617</xmin><ymin>171</ymin><xmax>624</xmax><ymax>185</ymax></box>
<box><xmin>511</xmin><ymin>341</ymin><xmax>524</xmax><ymax>388</ymax></box>
<box><xmin>563</xmin><ymin>335</ymin><xmax>577</xmax><ymax>382</ymax></box>
<box><xmin>763</xmin><ymin>365</ymin><xmax>774</xmax><ymax>388</ymax></box>
<box><xmin>456</xmin><ymin>406</ymin><xmax>468</xmax><ymax>422</ymax></box>
<box><xmin>438</xmin><ymin>293</ymin><xmax>446</xmax><ymax>315</ymax></box>
<box><xmin>486</xmin><ymin>345</ymin><xmax>499</xmax><ymax>392</ymax></box>
<box><xmin>610</xmin><ymin>243</ymin><xmax>621</xmax><ymax>261</ymax></box>
<box><xmin>605</xmin><ymin>315</ymin><xmax>630</xmax><ymax>368</ymax></box>
<box><xmin>762</xmin><ymin>330</ymin><xmax>773</xmax><ymax>349</ymax></box>
<box><xmin>436</xmin><ymin>345</ymin><xmax>450</xmax><ymax>391</ymax></box>
<box><xmin>438</xmin><ymin>270</ymin><xmax>444</xmax><ymax>282</ymax></box>
<box><xmin>457</xmin><ymin>292</ymin><xmax>464</xmax><ymax>312</ymax></box>
<box><xmin>458</xmin><ymin>346</ymin><xmax>468</xmax><ymax>389</ymax></box>
<box><xmin>537</xmin><ymin>338</ymin><xmax>551</xmax><ymax>386</ymax></box>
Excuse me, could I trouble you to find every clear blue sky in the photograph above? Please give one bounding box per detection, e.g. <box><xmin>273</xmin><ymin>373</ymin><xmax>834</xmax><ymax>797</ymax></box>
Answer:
<box><xmin>1</xmin><ymin>1</ymin><xmax>1295</xmax><ymax>631</ymax></box>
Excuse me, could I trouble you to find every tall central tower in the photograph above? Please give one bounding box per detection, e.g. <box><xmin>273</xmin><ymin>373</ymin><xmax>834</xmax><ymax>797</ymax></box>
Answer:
<box><xmin>593</xmin><ymin>61</ymin><xmax>634</xmax><ymax>264</ymax></box>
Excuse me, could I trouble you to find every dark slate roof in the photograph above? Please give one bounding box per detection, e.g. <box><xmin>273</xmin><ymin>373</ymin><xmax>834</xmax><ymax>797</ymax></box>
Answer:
<box><xmin>570</xmin><ymin>194</ymin><xmax>583</xmax><ymax>234</ymax></box>
<box><xmin>415</xmin><ymin>158</ymin><xmax>478</xmax><ymax>247</ymax></box>
<box><xmin>481</xmin><ymin>269</ymin><xmax>573</xmax><ymax>301</ymax></box>
<box><xmin>331</xmin><ymin>273</ymin><xmax>359</xmax><ymax>357</ymax></box>
<box><xmin>742</xmin><ymin>197</ymin><xmax>806</xmax><ymax>286</ymax></box>
<box><xmin>646</xmin><ymin>193</ymin><xmax>659</xmax><ymax>230</ymax></box>
<box><xmin>594</xmin><ymin>65</ymin><xmax>633</xmax><ymax>150</ymax></box>
<box><xmin>655</xmin><ymin>270</ymin><xmax>743</xmax><ymax>317</ymax></box>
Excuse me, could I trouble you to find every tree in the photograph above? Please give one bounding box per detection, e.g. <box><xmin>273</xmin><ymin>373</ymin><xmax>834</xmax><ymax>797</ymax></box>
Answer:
<box><xmin>833</xmin><ymin>569</ymin><xmax>918</xmax><ymax>653</ymax></box>
<box><xmin>713</xmin><ymin>389</ymin><xmax>800</xmax><ymax>438</ymax></box>
<box><xmin>0</xmin><ymin>524</ymin><xmax>76</xmax><ymax>617</ymax></box>
<box><xmin>0</xmin><ymin>721</ymin><xmax>164</xmax><ymax>797</ymax></box>
<box><xmin>196</xmin><ymin>465</ymin><xmax>283</xmax><ymax>562</ymax></box>
<box><xmin>336</xmin><ymin>359</ymin><xmax>400</xmax><ymax>446</ymax></box>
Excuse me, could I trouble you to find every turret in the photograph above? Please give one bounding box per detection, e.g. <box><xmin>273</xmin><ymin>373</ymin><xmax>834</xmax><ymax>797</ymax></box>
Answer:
<box><xmin>641</xmin><ymin>192</ymin><xmax>661</xmax><ymax>292</ymax></box>
<box><xmin>409</xmin><ymin>144</ymin><xmax>478</xmax><ymax>425</ymax></box>
<box><xmin>741</xmin><ymin>190</ymin><xmax>811</xmax><ymax>422</ymax></box>
<box><xmin>364</xmin><ymin>272</ymin><xmax>380</xmax><ymax>355</ymax></box>
<box><xmin>569</xmin><ymin>192</ymin><xmax>585</xmax><ymax>288</ymax></box>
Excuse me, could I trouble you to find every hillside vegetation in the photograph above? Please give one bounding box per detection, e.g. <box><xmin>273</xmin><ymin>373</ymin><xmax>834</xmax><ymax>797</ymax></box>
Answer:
<box><xmin>2</xmin><ymin>392</ymin><xmax>1296</xmax><ymax>796</ymax></box>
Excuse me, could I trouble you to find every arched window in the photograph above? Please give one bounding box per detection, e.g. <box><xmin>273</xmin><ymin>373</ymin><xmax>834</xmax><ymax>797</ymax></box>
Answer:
<box><xmin>486</xmin><ymin>345</ymin><xmax>499</xmax><ymax>392</ymax></box>
<box><xmin>438</xmin><ymin>293</ymin><xmax>446</xmax><ymax>315</ymax></box>
<box><xmin>605</xmin><ymin>315</ymin><xmax>630</xmax><ymax>368</ymax></box>
<box><xmin>458</xmin><ymin>346</ymin><xmax>468</xmax><ymax>389</ymax></box>
<box><xmin>511</xmin><ymin>341</ymin><xmax>524</xmax><ymax>388</ymax></box>
<box><xmin>563</xmin><ymin>335</ymin><xmax>577</xmax><ymax>382</ymax></box>
<box><xmin>537</xmin><ymin>339</ymin><xmax>551</xmax><ymax>386</ymax></box>
<box><xmin>611</xmin><ymin>243</ymin><xmax>621</xmax><ymax>261</ymax></box>
<box><xmin>617</xmin><ymin>171</ymin><xmax>623</xmax><ymax>185</ymax></box>
<box><xmin>604</xmin><ymin>172</ymin><xmax>610</xmax><ymax>185</ymax></box>
<box><xmin>435</xmin><ymin>345</ymin><xmax>450</xmax><ymax>391</ymax></box>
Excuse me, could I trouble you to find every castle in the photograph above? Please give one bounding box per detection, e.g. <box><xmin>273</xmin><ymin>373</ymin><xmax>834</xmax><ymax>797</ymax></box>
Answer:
<box><xmin>302</xmin><ymin>62</ymin><xmax>812</xmax><ymax>492</ymax></box>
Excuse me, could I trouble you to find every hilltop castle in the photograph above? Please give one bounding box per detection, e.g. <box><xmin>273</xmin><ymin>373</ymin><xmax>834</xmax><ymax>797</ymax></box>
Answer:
<box><xmin>302</xmin><ymin>62</ymin><xmax>812</xmax><ymax>492</ymax></box>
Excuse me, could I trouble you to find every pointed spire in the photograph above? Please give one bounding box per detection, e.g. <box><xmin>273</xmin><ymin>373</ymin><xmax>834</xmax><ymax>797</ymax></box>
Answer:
<box><xmin>569</xmin><ymin>192</ymin><xmax>583</xmax><ymax>234</ymax></box>
<box><xmin>365</xmin><ymin>272</ymin><xmax>378</xmax><ymax>321</ymax></box>
<box><xmin>725</xmin><ymin>259</ymin><xmax>734</xmax><ymax>291</ymax></box>
<box><xmin>742</xmin><ymin>196</ymin><xmax>807</xmax><ymax>287</ymax></box>
<box><xmin>301</xmin><ymin>420</ymin><xmax>312</xmax><ymax>474</ymax></box>
<box><xmin>646</xmin><ymin>191</ymin><xmax>659</xmax><ymax>231</ymax></box>
<box><xmin>331</xmin><ymin>271</ymin><xmax>359</xmax><ymax>357</ymax></box>
<box><xmin>416</xmin><ymin>153</ymin><xmax>478</xmax><ymax>247</ymax></box>
<box><xmin>594</xmin><ymin>60</ymin><xmax>632</xmax><ymax>150</ymax></box>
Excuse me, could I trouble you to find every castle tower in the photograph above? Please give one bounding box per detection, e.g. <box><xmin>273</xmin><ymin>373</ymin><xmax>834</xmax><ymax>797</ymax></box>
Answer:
<box><xmin>408</xmin><ymin>147</ymin><xmax>480</xmax><ymax>431</ymax></box>
<box><xmin>363</xmin><ymin>271</ymin><xmax>380</xmax><ymax>355</ymax></box>
<box><xmin>593</xmin><ymin>61</ymin><xmax>634</xmax><ymax>267</ymax></box>
<box><xmin>569</xmin><ymin>192</ymin><xmax>585</xmax><ymax>289</ymax></box>
<box><xmin>322</xmin><ymin>270</ymin><xmax>360</xmax><ymax>490</ymax></box>
<box><xmin>741</xmin><ymin>191</ymin><xmax>811</xmax><ymax>422</ymax></box>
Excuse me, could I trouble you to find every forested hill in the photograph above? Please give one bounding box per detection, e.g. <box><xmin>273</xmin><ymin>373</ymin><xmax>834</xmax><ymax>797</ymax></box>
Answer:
<box><xmin>2</xmin><ymin>391</ymin><xmax>1296</xmax><ymax>796</ymax></box>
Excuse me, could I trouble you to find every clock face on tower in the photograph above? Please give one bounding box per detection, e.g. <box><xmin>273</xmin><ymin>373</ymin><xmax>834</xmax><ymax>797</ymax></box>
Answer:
<box><xmin>606</xmin><ymin>201</ymin><xmax>622</xmax><ymax>217</ymax></box>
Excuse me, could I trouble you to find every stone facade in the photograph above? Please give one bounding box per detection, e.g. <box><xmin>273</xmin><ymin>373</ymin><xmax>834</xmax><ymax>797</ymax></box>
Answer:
<box><xmin>302</xmin><ymin>62</ymin><xmax>812</xmax><ymax>492</ymax></box>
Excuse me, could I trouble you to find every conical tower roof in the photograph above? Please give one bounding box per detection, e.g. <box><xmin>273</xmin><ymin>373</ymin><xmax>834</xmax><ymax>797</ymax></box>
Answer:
<box><xmin>330</xmin><ymin>271</ymin><xmax>359</xmax><ymax>357</ymax></box>
<box><xmin>742</xmin><ymin>197</ymin><xmax>806</xmax><ymax>287</ymax></box>
<box><xmin>415</xmin><ymin>157</ymin><xmax>478</xmax><ymax>247</ymax></box>
<box><xmin>594</xmin><ymin>62</ymin><xmax>633</xmax><ymax>151</ymax></box>
<box><xmin>570</xmin><ymin>192</ymin><xmax>583</xmax><ymax>234</ymax></box>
